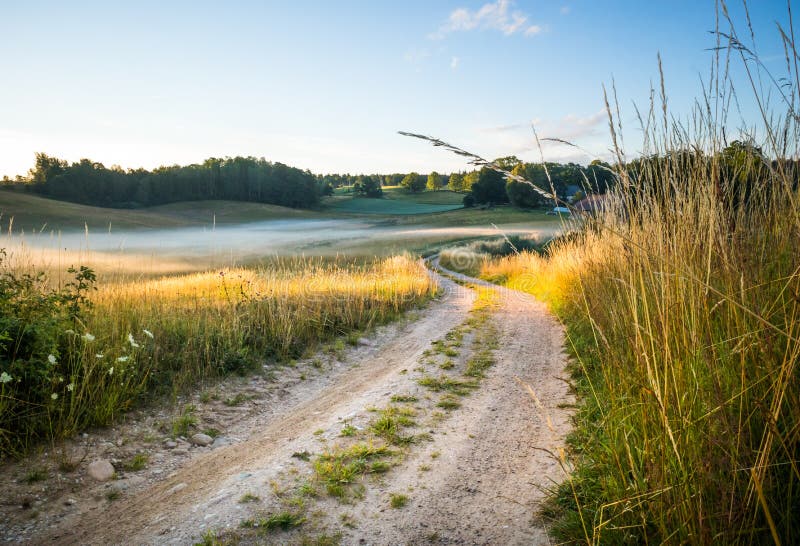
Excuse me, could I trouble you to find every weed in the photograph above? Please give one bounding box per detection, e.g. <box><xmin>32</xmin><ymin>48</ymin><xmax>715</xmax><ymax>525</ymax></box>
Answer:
<box><xmin>339</xmin><ymin>423</ymin><xmax>357</xmax><ymax>437</ymax></box>
<box><xmin>313</xmin><ymin>442</ymin><xmax>394</xmax><ymax>499</ymax></box>
<box><xmin>171</xmin><ymin>404</ymin><xmax>197</xmax><ymax>438</ymax></box>
<box><xmin>239</xmin><ymin>493</ymin><xmax>260</xmax><ymax>503</ymax></box>
<box><xmin>389</xmin><ymin>493</ymin><xmax>408</xmax><ymax>508</ymax></box>
<box><xmin>464</xmin><ymin>351</ymin><xmax>494</xmax><ymax>378</ymax></box>
<box><xmin>292</xmin><ymin>450</ymin><xmax>312</xmax><ymax>461</ymax></box>
<box><xmin>123</xmin><ymin>453</ymin><xmax>149</xmax><ymax>471</ymax></box>
<box><xmin>241</xmin><ymin>511</ymin><xmax>305</xmax><ymax>532</ymax></box>
<box><xmin>23</xmin><ymin>468</ymin><xmax>47</xmax><ymax>484</ymax></box>
<box><xmin>389</xmin><ymin>394</ymin><xmax>418</xmax><ymax>403</ymax></box>
<box><xmin>418</xmin><ymin>375</ymin><xmax>477</xmax><ymax>396</ymax></box>
<box><xmin>223</xmin><ymin>393</ymin><xmax>250</xmax><ymax>407</ymax></box>
<box><xmin>436</xmin><ymin>395</ymin><xmax>461</xmax><ymax>410</ymax></box>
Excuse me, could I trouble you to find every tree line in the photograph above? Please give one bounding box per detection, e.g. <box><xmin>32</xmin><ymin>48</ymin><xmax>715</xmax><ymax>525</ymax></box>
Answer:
<box><xmin>3</xmin><ymin>143</ymin><xmax>773</xmax><ymax>211</ymax></box>
<box><xmin>2</xmin><ymin>154</ymin><xmax>321</xmax><ymax>209</ymax></box>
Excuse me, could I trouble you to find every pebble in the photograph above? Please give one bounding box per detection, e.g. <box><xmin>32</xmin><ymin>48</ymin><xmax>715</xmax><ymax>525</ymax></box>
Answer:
<box><xmin>87</xmin><ymin>459</ymin><xmax>115</xmax><ymax>482</ymax></box>
<box><xmin>164</xmin><ymin>440</ymin><xmax>178</xmax><ymax>449</ymax></box>
<box><xmin>211</xmin><ymin>436</ymin><xmax>231</xmax><ymax>447</ymax></box>
<box><xmin>189</xmin><ymin>433</ymin><xmax>214</xmax><ymax>447</ymax></box>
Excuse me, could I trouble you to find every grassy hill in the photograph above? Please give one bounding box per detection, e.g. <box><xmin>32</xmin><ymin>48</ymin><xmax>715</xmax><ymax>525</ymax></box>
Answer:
<box><xmin>0</xmin><ymin>191</ymin><xmax>326</xmax><ymax>232</ymax></box>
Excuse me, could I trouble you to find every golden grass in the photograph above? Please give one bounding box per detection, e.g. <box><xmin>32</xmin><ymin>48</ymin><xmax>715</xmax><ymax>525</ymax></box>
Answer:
<box><xmin>481</xmin><ymin>150</ymin><xmax>800</xmax><ymax>545</ymax></box>
<box><xmin>0</xmin><ymin>252</ymin><xmax>436</xmax><ymax>455</ymax></box>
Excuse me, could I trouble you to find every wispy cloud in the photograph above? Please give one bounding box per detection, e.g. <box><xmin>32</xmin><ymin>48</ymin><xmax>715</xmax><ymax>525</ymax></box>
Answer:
<box><xmin>472</xmin><ymin>109</ymin><xmax>609</xmax><ymax>162</ymax></box>
<box><xmin>450</xmin><ymin>56</ymin><xmax>460</xmax><ymax>69</ymax></box>
<box><xmin>430</xmin><ymin>0</ymin><xmax>542</xmax><ymax>39</ymax></box>
<box><xmin>560</xmin><ymin>6</ymin><xmax>571</xmax><ymax>15</ymax></box>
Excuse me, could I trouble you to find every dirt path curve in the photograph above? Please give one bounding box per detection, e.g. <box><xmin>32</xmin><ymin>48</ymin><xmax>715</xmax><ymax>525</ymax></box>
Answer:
<box><xmin>32</xmin><ymin>261</ymin><xmax>572</xmax><ymax>545</ymax></box>
<box><xmin>339</xmin><ymin>259</ymin><xmax>573</xmax><ymax>545</ymax></box>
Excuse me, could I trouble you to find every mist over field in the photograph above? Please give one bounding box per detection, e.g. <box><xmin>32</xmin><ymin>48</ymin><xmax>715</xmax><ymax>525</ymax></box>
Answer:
<box><xmin>6</xmin><ymin>218</ymin><xmax>562</xmax><ymax>259</ymax></box>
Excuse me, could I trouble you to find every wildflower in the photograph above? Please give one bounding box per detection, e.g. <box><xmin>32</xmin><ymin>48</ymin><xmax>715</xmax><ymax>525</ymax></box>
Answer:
<box><xmin>116</xmin><ymin>356</ymin><xmax>129</xmax><ymax>363</ymax></box>
<box><xmin>58</xmin><ymin>376</ymin><xmax>64</xmax><ymax>383</ymax></box>
<box><xmin>82</xmin><ymin>332</ymin><xmax>96</xmax><ymax>342</ymax></box>
<box><xmin>67</xmin><ymin>383</ymin><xmax>74</xmax><ymax>392</ymax></box>
<box><xmin>51</xmin><ymin>393</ymin><xmax>58</xmax><ymax>400</ymax></box>
<box><xmin>108</xmin><ymin>367</ymin><xmax>114</xmax><ymax>375</ymax></box>
<box><xmin>48</xmin><ymin>354</ymin><xmax>57</xmax><ymax>364</ymax></box>
<box><xmin>64</xmin><ymin>329</ymin><xmax>75</xmax><ymax>335</ymax></box>
<box><xmin>0</xmin><ymin>372</ymin><xmax>12</xmax><ymax>384</ymax></box>
<box><xmin>142</xmin><ymin>329</ymin><xmax>154</xmax><ymax>339</ymax></box>
<box><xmin>96</xmin><ymin>353</ymin><xmax>104</xmax><ymax>359</ymax></box>
<box><xmin>127</xmin><ymin>333</ymin><xmax>140</xmax><ymax>348</ymax></box>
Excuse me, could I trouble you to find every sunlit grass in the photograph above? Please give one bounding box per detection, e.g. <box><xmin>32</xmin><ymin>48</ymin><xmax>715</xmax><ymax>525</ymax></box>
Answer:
<box><xmin>0</xmin><ymin>250</ymin><xmax>436</xmax><ymax>456</ymax></box>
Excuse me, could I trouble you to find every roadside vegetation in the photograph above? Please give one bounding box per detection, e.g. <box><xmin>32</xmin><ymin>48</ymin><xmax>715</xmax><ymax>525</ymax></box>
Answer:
<box><xmin>0</xmin><ymin>253</ymin><xmax>435</xmax><ymax>457</ymax></box>
<box><xmin>455</xmin><ymin>32</ymin><xmax>800</xmax><ymax>546</ymax></box>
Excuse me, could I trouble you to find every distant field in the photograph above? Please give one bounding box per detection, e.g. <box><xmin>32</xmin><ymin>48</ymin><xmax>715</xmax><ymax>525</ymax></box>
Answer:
<box><xmin>323</xmin><ymin>197</ymin><xmax>462</xmax><ymax>215</ymax></box>
<box><xmin>323</xmin><ymin>188</ymin><xmax>465</xmax><ymax>214</ymax></box>
<box><xmin>382</xmin><ymin>187</ymin><xmax>465</xmax><ymax>204</ymax></box>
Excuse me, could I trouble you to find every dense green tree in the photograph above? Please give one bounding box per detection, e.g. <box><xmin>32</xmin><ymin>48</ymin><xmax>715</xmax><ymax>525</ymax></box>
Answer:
<box><xmin>506</xmin><ymin>164</ymin><xmax>544</xmax><ymax>208</ymax></box>
<box><xmin>447</xmin><ymin>172</ymin><xmax>465</xmax><ymax>192</ymax></box>
<box><xmin>400</xmin><ymin>172</ymin><xmax>425</xmax><ymax>193</ymax></box>
<box><xmin>463</xmin><ymin>171</ymin><xmax>480</xmax><ymax>191</ymax></box>
<box><xmin>426</xmin><ymin>171</ymin><xmax>443</xmax><ymax>191</ymax></box>
<box><xmin>356</xmin><ymin>175</ymin><xmax>382</xmax><ymax>197</ymax></box>
<box><xmin>493</xmin><ymin>155</ymin><xmax>522</xmax><ymax>170</ymax></box>
<box><xmin>470</xmin><ymin>168</ymin><xmax>508</xmax><ymax>204</ymax></box>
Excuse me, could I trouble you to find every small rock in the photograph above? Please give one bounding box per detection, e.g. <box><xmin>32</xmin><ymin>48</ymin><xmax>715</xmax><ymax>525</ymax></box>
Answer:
<box><xmin>358</xmin><ymin>337</ymin><xmax>374</xmax><ymax>347</ymax></box>
<box><xmin>189</xmin><ymin>433</ymin><xmax>213</xmax><ymax>447</ymax></box>
<box><xmin>116</xmin><ymin>438</ymin><xmax>124</xmax><ymax>447</ymax></box>
<box><xmin>211</xmin><ymin>436</ymin><xmax>231</xmax><ymax>447</ymax></box>
<box><xmin>87</xmin><ymin>459</ymin><xmax>115</xmax><ymax>482</ymax></box>
<box><xmin>164</xmin><ymin>440</ymin><xmax>178</xmax><ymax>449</ymax></box>
<box><xmin>64</xmin><ymin>498</ymin><xmax>76</xmax><ymax>506</ymax></box>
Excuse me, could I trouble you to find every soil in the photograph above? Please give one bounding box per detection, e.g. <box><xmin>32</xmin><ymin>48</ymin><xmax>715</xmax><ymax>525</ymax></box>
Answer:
<box><xmin>0</xmin><ymin>262</ymin><xmax>574</xmax><ymax>545</ymax></box>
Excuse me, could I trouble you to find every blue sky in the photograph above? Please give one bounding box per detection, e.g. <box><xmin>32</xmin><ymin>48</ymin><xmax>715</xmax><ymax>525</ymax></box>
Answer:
<box><xmin>0</xmin><ymin>1</ymin><xmax>792</xmax><ymax>177</ymax></box>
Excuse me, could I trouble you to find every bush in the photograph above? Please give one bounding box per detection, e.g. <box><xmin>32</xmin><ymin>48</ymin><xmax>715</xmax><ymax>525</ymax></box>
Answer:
<box><xmin>0</xmin><ymin>252</ymin><xmax>154</xmax><ymax>457</ymax></box>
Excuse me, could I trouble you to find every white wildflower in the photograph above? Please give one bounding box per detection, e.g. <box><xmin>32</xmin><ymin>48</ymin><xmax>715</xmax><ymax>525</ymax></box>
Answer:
<box><xmin>58</xmin><ymin>376</ymin><xmax>64</xmax><ymax>383</ymax></box>
<box><xmin>0</xmin><ymin>372</ymin><xmax>12</xmax><ymax>383</ymax></box>
<box><xmin>64</xmin><ymin>329</ymin><xmax>75</xmax><ymax>335</ymax></box>
<box><xmin>67</xmin><ymin>383</ymin><xmax>74</xmax><ymax>392</ymax></box>
<box><xmin>142</xmin><ymin>329</ymin><xmax>154</xmax><ymax>339</ymax></box>
<box><xmin>116</xmin><ymin>356</ymin><xmax>129</xmax><ymax>363</ymax></box>
<box><xmin>82</xmin><ymin>332</ymin><xmax>95</xmax><ymax>342</ymax></box>
<box><xmin>95</xmin><ymin>353</ymin><xmax>104</xmax><ymax>359</ymax></box>
<box><xmin>127</xmin><ymin>333</ymin><xmax>140</xmax><ymax>348</ymax></box>
<box><xmin>51</xmin><ymin>393</ymin><xmax>58</xmax><ymax>400</ymax></box>
<box><xmin>108</xmin><ymin>367</ymin><xmax>114</xmax><ymax>375</ymax></box>
<box><xmin>48</xmin><ymin>354</ymin><xmax>57</xmax><ymax>364</ymax></box>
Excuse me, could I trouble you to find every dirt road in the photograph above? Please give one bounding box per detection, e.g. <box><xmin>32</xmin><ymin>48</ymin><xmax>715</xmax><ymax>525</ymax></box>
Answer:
<box><xmin>6</xmin><ymin>262</ymin><xmax>572</xmax><ymax>545</ymax></box>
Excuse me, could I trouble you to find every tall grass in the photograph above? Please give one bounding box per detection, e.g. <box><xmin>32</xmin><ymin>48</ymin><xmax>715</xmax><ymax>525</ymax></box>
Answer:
<box><xmin>478</xmin><ymin>21</ymin><xmax>800</xmax><ymax>546</ymax></box>
<box><xmin>0</xmin><ymin>253</ymin><xmax>436</xmax><ymax>457</ymax></box>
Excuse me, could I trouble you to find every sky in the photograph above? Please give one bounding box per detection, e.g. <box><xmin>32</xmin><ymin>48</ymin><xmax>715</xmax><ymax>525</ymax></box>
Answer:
<box><xmin>0</xmin><ymin>0</ymin><xmax>793</xmax><ymax>178</ymax></box>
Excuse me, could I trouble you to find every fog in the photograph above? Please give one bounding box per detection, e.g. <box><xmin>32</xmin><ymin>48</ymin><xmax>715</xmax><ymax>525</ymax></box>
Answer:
<box><xmin>5</xmin><ymin>218</ymin><xmax>561</xmax><ymax>270</ymax></box>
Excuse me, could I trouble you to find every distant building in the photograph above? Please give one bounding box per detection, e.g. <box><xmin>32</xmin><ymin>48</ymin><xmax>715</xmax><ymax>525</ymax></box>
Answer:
<box><xmin>573</xmin><ymin>194</ymin><xmax>608</xmax><ymax>214</ymax></box>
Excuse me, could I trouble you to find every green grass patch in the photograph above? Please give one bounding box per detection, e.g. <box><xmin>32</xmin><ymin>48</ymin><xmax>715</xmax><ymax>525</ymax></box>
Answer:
<box><xmin>313</xmin><ymin>443</ymin><xmax>394</xmax><ymax>499</ymax></box>
<box><xmin>417</xmin><ymin>375</ymin><xmax>478</xmax><ymax>396</ymax></box>
<box><xmin>389</xmin><ymin>493</ymin><xmax>408</xmax><ymax>508</ymax></box>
